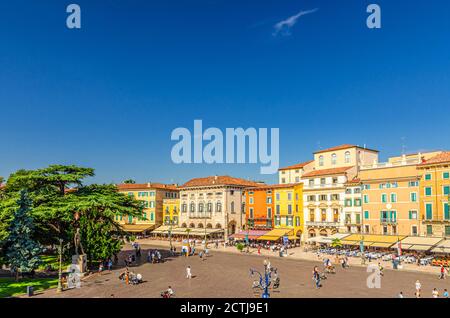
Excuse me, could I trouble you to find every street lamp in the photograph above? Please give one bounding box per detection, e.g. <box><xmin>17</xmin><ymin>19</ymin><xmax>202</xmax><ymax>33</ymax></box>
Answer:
<box><xmin>57</xmin><ymin>238</ymin><xmax>63</xmax><ymax>293</ymax></box>
<box><xmin>249</xmin><ymin>264</ymin><xmax>276</xmax><ymax>298</ymax></box>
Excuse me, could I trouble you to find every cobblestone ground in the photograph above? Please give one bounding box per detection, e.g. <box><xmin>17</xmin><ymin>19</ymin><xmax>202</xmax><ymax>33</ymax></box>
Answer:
<box><xmin>33</xmin><ymin>244</ymin><xmax>449</xmax><ymax>298</ymax></box>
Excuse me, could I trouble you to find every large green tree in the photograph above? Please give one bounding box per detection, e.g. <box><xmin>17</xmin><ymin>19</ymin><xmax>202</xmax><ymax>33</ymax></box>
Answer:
<box><xmin>0</xmin><ymin>165</ymin><xmax>142</xmax><ymax>266</ymax></box>
<box><xmin>4</xmin><ymin>190</ymin><xmax>42</xmax><ymax>281</ymax></box>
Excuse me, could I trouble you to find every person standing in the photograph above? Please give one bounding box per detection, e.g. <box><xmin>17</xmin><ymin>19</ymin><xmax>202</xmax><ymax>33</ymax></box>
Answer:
<box><xmin>313</xmin><ymin>266</ymin><xmax>320</xmax><ymax>289</ymax></box>
<box><xmin>258</xmin><ymin>245</ymin><xmax>261</xmax><ymax>256</ymax></box>
<box><xmin>186</xmin><ymin>265</ymin><xmax>192</xmax><ymax>279</ymax></box>
<box><xmin>107</xmin><ymin>259</ymin><xmax>113</xmax><ymax>271</ymax></box>
<box><xmin>415</xmin><ymin>280</ymin><xmax>421</xmax><ymax>297</ymax></box>
<box><xmin>432</xmin><ymin>288</ymin><xmax>439</xmax><ymax>298</ymax></box>
<box><xmin>397</xmin><ymin>291</ymin><xmax>404</xmax><ymax>298</ymax></box>
<box><xmin>443</xmin><ymin>289</ymin><xmax>448</xmax><ymax>298</ymax></box>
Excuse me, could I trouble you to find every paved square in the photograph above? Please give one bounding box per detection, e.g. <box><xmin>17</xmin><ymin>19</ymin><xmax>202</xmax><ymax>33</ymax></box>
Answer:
<box><xmin>34</xmin><ymin>244</ymin><xmax>449</xmax><ymax>298</ymax></box>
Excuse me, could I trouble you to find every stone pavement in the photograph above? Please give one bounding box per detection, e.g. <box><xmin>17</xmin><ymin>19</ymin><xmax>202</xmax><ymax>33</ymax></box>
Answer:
<box><xmin>30</xmin><ymin>241</ymin><xmax>450</xmax><ymax>298</ymax></box>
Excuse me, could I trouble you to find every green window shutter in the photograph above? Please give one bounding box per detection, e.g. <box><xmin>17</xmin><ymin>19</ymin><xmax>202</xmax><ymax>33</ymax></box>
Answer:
<box><xmin>444</xmin><ymin>186</ymin><xmax>450</xmax><ymax>195</ymax></box>
<box><xmin>425</xmin><ymin>187</ymin><xmax>432</xmax><ymax>196</ymax></box>
<box><xmin>364</xmin><ymin>211</ymin><xmax>369</xmax><ymax>219</ymax></box>
<box><xmin>443</xmin><ymin>172</ymin><xmax>449</xmax><ymax>179</ymax></box>
<box><xmin>445</xmin><ymin>226</ymin><xmax>450</xmax><ymax>236</ymax></box>
<box><xmin>445</xmin><ymin>203</ymin><xmax>449</xmax><ymax>220</ymax></box>
<box><xmin>427</xmin><ymin>225</ymin><xmax>433</xmax><ymax>235</ymax></box>
<box><xmin>408</xmin><ymin>211</ymin><xmax>412</xmax><ymax>219</ymax></box>
<box><xmin>426</xmin><ymin>204</ymin><xmax>433</xmax><ymax>220</ymax></box>
<box><xmin>425</xmin><ymin>174</ymin><xmax>431</xmax><ymax>180</ymax></box>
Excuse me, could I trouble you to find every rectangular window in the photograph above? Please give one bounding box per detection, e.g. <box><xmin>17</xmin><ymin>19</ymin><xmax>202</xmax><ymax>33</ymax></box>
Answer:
<box><xmin>410</xmin><ymin>192</ymin><xmax>417</xmax><ymax>202</ymax></box>
<box><xmin>381</xmin><ymin>194</ymin><xmax>387</xmax><ymax>203</ymax></box>
<box><xmin>444</xmin><ymin>203</ymin><xmax>449</xmax><ymax>220</ymax></box>
<box><xmin>287</xmin><ymin>205</ymin><xmax>292</xmax><ymax>214</ymax></box>
<box><xmin>445</xmin><ymin>226</ymin><xmax>450</xmax><ymax>237</ymax></box>
<box><xmin>364</xmin><ymin>211</ymin><xmax>369</xmax><ymax>219</ymax></box>
<box><xmin>276</xmin><ymin>193</ymin><xmax>280</xmax><ymax>201</ymax></box>
<box><xmin>425</xmin><ymin>174</ymin><xmax>432</xmax><ymax>180</ymax></box>
<box><xmin>426</xmin><ymin>203</ymin><xmax>433</xmax><ymax>220</ymax></box>
<box><xmin>443</xmin><ymin>172</ymin><xmax>450</xmax><ymax>179</ymax></box>
<box><xmin>267</xmin><ymin>207</ymin><xmax>272</xmax><ymax>219</ymax></box>
<box><xmin>287</xmin><ymin>193</ymin><xmax>292</xmax><ymax>201</ymax></box>
<box><xmin>345</xmin><ymin>199</ymin><xmax>352</xmax><ymax>207</ymax></box>
<box><xmin>275</xmin><ymin>216</ymin><xmax>281</xmax><ymax>226</ymax></box>
<box><xmin>363</xmin><ymin>195</ymin><xmax>369</xmax><ymax>204</ymax></box>
<box><xmin>408</xmin><ymin>181</ymin><xmax>418</xmax><ymax>187</ymax></box>
<box><xmin>409</xmin><ymin>210</ymin><xmax>418</xmax><ymax>220</ymax></box>
<box><xmin>249</xmin><ymin>208</ymin><xmax>254</xmax><ymax>219</ymax></box>
<box><xmin>276</xmin><ymin>205</ymin><xmax>280</xmax><ymax>214</ymax></box>
<box><xmin>443</xmin><ymin>186</ymin><xmax>450</xmax><ymax>195</ymax></box>
<box><xmin>390</xmin><ymin>193</ymin><xmax>397</xmax><ymax>203</ymax></box>
<box><xmin>354</xmin><ymin>198</ymin><xmax>362</xmax><ymax>207</ymax></box>
<box><xmin>427</xmin><ymin>225</ymin><xmax>433</xmax><ymax>235</ymax></box>
<box><xmin>249</xmin><ymin>197</ymin><xmax>254</xmax><ymax>204</ymax></box>
<box><xmin>425</xmin><ymin>187</ymin><xmax>432</xmax><ymax>196</ymax></box>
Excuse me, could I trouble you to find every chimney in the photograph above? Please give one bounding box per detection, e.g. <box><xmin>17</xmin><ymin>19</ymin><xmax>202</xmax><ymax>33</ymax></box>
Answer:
<box><xmin>147</xmin><ymin>182</ymin><xmax>151</xmax><ymax>187</ymax></box>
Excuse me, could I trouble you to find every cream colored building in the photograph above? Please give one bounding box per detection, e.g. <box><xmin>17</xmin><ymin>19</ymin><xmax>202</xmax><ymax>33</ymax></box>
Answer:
<box><xmin>116</xmin><ymin>183</ymin><xmax>179</xmax><ymax>233</ymax></box>
<box><xmin>359</xmin><ymin>152</ymin><xmax>441</xmax><ymax>237</ymax></box>
<box><xmin>179</xmin><ymin>176</ymin><xmax>261</xmax><ymax>239</ymax></box>
<box><xmin>280</xmin><ymin>144</ymin><xmax>379</xmax><ymax>239</ymax></box>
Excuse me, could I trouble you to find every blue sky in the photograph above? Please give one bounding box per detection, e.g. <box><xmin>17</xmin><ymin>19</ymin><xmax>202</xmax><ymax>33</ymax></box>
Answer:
<box><xmin>1</xmin><ymin>0</ymin><xmax>450</xmax><ymax>185</ymax></box>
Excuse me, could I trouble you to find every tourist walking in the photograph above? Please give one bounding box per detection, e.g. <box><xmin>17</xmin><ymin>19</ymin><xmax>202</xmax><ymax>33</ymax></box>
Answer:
<box><xmin>258</xmin><ymin>245</ymin><xmax>261</xmax><ymax>256</ymax></box>
<box><xmin>378</xmin><ymin>262</ymin><xmax>384</xmax><ymax>276</ymax></box>
<box><xmin>397</xmin><ymin>291</ymin><xmax>404</xmax><ymax>298</ymax></box>
<box><xmin>107</xmin><ymin>259</ymin><xmax>113</xmax><ymax>271</ymax></box>
<box><xmin>186</xmin><ymin>266</ymin><xmax>192</xmax><ymax>279</ymax></box>
<box><xmin>439</xmin><ymin>265</ymin><xmax>446</xmax><ymax>279</ymax></box>
<box><xmin>313</xmin><ymin>266</ymin><xmax>321</xmax><ymax>289</ymax></box>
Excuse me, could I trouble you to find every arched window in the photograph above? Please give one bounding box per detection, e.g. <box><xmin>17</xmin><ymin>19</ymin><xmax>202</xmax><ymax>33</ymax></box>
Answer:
<box><xmin>181</xmin><ymin>223</ymin><xmax>187</xmax><ymax>228</ymax></box>
<box><xmin>198</xmin><ymin>203</ymin><xmax>204</xmax><ymax>212</ymax></box>
<box><xmin>189</xmin><ymin>223</ymin><xmax>195</xmax><ymax>228</ymax></box>
<box><xmin>230</xmin><ymin>201</ymin><xmax>235</xmax><ymax>213</ymax></box>
<box><xmin>181</xmin><ymin>203</ymin><xmax>187</xmax><ymax>213</ymax></box>
<box><xmin>319</xmin><ymin>155</ymin><xmax>324</xmax><ymax>166</ymax></box>
<box><xmin>198</xmin><ymin>223</ymin><xmax>204</xmax><ymax>228</ymax></box>
<box><xmin>190</xmin><ymin>202</ymin><xmax>195</xmax><ymax>213</ymax></box>
<box><xmin>207</xmin><ymin>202</ymin><xmax>212</xmax><ymax>212</ymax></box>
<box><xmin>345</xmin><ymin>151</ymin><xmax>351</xmax><ymax>164</ymax></box>
<box><xmin>216</xmin><ymin>202</ymin><xmax>222</xmax><ymax>212</ymax></box>
<box><xmin>331</xmin><ymin>153</ymin><xmax>337</xmax><ymax>165</ymax></box>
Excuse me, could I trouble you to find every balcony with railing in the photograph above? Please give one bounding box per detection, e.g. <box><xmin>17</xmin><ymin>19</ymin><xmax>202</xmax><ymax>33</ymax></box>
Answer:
<box><xmin>380</xmin><ymin>218</ymin><xmax>397</xmax><ymax>225</ymax></box>
<box><xmin>188</xmin><ymin>212</ymin><xmax>213</xmax><ymax>219</ymax></box>
<box><xmin>305</xmin><ymin>221</ymin><xmax>340</xmax><ymax>227</ymax></box>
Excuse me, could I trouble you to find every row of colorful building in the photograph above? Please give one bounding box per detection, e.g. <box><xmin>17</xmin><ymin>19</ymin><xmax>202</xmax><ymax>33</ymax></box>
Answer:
<box><xmin>114</xmin><ymin>144</ymin><xmax>450</xmax><ymax>247</ymax></box>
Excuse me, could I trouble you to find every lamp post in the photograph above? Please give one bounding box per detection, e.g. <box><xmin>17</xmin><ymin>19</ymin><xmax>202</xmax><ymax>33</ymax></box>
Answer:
<box><xmin>57</xmin><ymin>238</ymin><xmax>63</xmax><ymax>293</ymax></box>
<box><xmin>249</xmin><ymin>263</ymin><xmax>275</xmax><ymax>298</ymax></box>
<box><xmin>360</xmin><ymin>234</ymin><xmax>365</xmax><ymax>265</ymax></box>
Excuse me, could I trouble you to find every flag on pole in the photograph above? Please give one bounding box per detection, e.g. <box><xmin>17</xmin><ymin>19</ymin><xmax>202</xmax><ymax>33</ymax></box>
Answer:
<box><xmin>397</xmin><ymin>240</ymin><xmax>402</xmax><ymax>256</ymax></box>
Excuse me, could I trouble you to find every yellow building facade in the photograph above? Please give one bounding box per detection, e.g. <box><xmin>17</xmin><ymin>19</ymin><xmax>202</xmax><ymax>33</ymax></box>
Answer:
<box><xmin>273</xmin><ymin>184</ymin><xmax>304</xmax><ymax>240</ymax></box>
<box><xmin>163</xmin><ymin>198</ymin><xmax>180</xmax><ymax>226</ymax></box>
<box><xmin>116</xmin><ymin>183</ymin><xmax>179</xmax><ymax>234</ymax></box>
<box><xmin>417</xmin><ymin>152</ymin><xmax>450</xmax><ymax>237</ymax></box>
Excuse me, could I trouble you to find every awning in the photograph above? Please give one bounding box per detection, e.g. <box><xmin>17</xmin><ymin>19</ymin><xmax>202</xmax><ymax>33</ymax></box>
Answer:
<box><xmin>169</xmin><ymin>228</ymin><xmax>224</xmax><ymax>236</ymax></box>
<box><xmin>308</xmin><ymin>233</ymin><xmax>351</xmax><ymax>244</ymax></box>
<box><xmin>431</xmin><ymin>239</ymin><xmax>450</xmax><ymax>254</ymax></box>
<box><xmin>256</xmin><ymin>228</ymin><xmax>293</xmax><ymax>241</ymax></box>
<box><xmin>230</xmin><ymin>230</ymin><xmax>269</xmax><ymax>240</ymax></box>
<box><xmin>152</xmin><ymin>225</ymin><xmax>173</xmax><ymax>234</ymax></box>
<box><xmin>120</xmin><ymin>224</ymin><xmax>156</xmax><ymax>233</ymax></box>
<box><xmin>399</xmin><ymin>237</ymin><xmax>444</xmax><ymax>251</ymax></box>
<box><xmin>341</xmin><ymin>234</ymin><xmax>406</xmax><ymax>248</ymax></box>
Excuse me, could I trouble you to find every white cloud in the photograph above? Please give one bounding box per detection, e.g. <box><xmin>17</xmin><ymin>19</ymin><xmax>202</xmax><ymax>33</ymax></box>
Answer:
<box><xmin>273</xmin><ymin>8</ymin><xmax>318</xmax><ymax>36</ymax></box>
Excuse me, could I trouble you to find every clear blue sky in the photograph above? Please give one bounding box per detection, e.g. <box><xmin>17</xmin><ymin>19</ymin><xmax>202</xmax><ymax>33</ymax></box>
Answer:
<box><xmin>1</xmin><ymin>0</ymin><xmax>449</xmax><ymax>185</ymax></box>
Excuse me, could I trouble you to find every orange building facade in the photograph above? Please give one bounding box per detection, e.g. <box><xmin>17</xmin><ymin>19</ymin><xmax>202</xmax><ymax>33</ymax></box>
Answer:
<box><xmin>244</xmin><ymin>185</ymin><xmax>275</xmax><ymax>230</ymax></box>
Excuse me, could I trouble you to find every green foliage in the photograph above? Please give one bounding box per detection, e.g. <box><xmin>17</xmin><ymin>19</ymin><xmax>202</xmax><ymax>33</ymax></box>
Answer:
<box><xmin>0</xmin><ymin>165</ymin><xmax>142</xmax><ymax>268</ymax></box>
<box><xmin>330</xmin><ymin>238</ymin><xmax>343</xmax><ymax>249</ymax></box>
<box><xmin>123</xmin><ymin>179</ymin><xmax>136</xmax><ymax>184</ymax></box>
<box><xmin>3</xmin><ymin>191</ymin><xmax>42</xmax><ymax>279</ymax></box>
<box><xmin>236</xmin><ymin>243</ymin><xmax>245</xmax><ymax>252</ymax></box>
<box><xmin>0</xmin><ymin>277</ymin><xmax>58</xmax><ymax>298</ymax></box>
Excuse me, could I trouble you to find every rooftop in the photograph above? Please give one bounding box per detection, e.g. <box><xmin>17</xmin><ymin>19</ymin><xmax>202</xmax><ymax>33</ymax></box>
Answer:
<box><xmin>302</xmin><ymin>166</ymin><xmax>353</xmax><ymax>178</ymax></box>
<box><xmin>418</xmin><ymin>151</ymin><xmax>450</xmax><ymax>166</ymax></box>
<box><xmin>117</xmin><ymin>183</ymin><xmax>179</xmax><ymax>191</ymax></box>
<box><xmin>313</xmin><ymin>144</ymin><xmax>379</xmax><ymax>154</ymax></box>
<box><xmin>181</xmin><ymin>176</ymin><xmax>262</xmax><ymax>188</ymax></box>
<box><xmin>278</xmin><ymin>160</ymin><xmax>314</xmax><ymax>171</ymax></box>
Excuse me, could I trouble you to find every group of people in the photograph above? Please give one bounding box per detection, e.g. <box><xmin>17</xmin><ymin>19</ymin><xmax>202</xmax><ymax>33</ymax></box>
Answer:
<box><xmin>397</xmin><ymin>280</ymin><xmax>449</xmax><ymax>298</ymax></box>
<box><xmin>118</xmin><ymin>267</ymin><xmax>143</xmax><ymax>285</ymax></box>
<box><xmin>98</xmin><ymin>258</ymin><xmax>114</xmax><ymax>273</ymax></box>
<box><xmin>147</xmin><ymin>249</ymin><xmax>163</xmax><ymax>263</ymax></box>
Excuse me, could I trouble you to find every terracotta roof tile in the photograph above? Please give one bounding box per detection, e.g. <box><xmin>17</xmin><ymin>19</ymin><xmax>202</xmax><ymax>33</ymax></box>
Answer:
<box><xmin>246</xmin><ymin>183</ymin><xmax>302</xmax><ymax>191</ymax></box>
<box><xmin>278</xmin><ymin>160</ymin><xmax>314</xmax><ymax>171</ymax></box>
<box><xmin>181</xmin><ymin>176</ymin><xmax>262</xmax><ymax>188</ymax></box>
<box><xmin>314</xmin><ymin>144</ymin><xmax>378</xmax><ymax>154</ymax></box>
<box><xmin>419</xmin><ymin>151</ymin><xmax>450</xmax><ymax>166</ymax></box>
<box><xmin>117</xmin><ymin>183</ymin><xmax>179</xmax><ymax>191</ymax></box>
<box><xmin>302</xmin><ymin>166</ymin><xmax>353</xmax><ymax>178</ymax></box>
